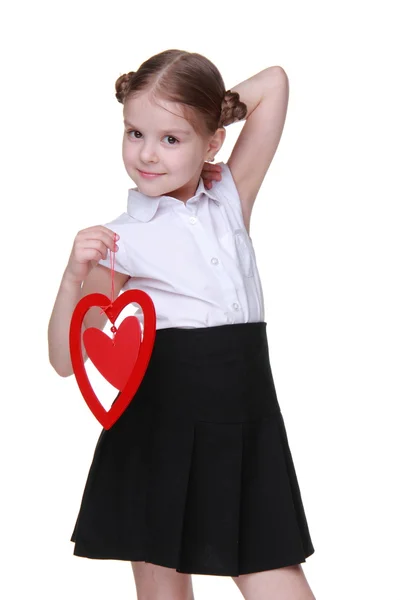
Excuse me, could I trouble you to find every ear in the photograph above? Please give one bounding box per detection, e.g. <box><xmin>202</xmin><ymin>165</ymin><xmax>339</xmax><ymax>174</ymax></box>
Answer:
<box><xmin>206</xmin><ymin>127</ymin><xmax>226</xmax><ymax>159</ymax></box>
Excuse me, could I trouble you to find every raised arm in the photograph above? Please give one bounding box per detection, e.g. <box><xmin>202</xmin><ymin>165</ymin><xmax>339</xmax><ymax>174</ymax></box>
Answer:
<box><xmin>228</xmin><ymin>66</ymin><xmax>289</xmax><ymax>232</ymax></box>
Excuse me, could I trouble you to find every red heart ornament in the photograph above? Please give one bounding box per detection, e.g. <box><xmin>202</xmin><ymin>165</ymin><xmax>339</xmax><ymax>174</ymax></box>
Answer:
<box><xmin>69</xmin><ymin>289</ymin><xmax>156</xmax><ymax>430</ymax></box>
<box><xmin>83</xmin><ymin>316</ymin><xmax>141</xmax><ymax>391</ymax></box>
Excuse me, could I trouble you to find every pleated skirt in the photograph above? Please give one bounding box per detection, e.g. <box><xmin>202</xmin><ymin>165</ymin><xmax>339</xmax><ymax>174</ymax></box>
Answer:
<box><xmin>70</xmin><ymin>321</ymin><xmax>315</xmax><ymax>576</ymax></box>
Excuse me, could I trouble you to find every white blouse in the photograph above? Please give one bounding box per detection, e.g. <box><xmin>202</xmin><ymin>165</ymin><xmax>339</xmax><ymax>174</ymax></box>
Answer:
<box><xmin>98</xmin><ymin>162</ymin><xmax>265</xmax><ymax>329</ymax></box>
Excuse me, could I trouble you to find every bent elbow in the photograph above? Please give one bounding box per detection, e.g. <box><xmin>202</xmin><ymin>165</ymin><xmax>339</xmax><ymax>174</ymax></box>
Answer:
<box><xmin>49</xmin><ymin>358</ymin><xmax>74</xmax><ymax>378</ymax></box>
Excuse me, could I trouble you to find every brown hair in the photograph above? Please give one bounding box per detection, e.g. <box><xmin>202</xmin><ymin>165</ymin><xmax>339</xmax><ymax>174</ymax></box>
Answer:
<box><xmin>115</xmin><ymin>49</ymin><xmax>247</xmax><ymax>138</ymax></box>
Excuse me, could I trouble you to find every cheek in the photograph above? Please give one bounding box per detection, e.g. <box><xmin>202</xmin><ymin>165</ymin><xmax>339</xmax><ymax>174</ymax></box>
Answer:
<box><xmin>175</xmin><ymin>145</ymin><xmax>201</xmax><ymax>167</ymax></box>
<box><xmin>122</xmin><ymin>140</ymin><xmax>129</xmax><ymax>157</ymax></box>
<box><xmin>122</xmin><ymin>138</ymin><xmax>132</xmax><ymax>152</ymax></box>
<box><xmin>122</xmin><ymin>142</ymin><xmax>138</xmax><ymax>167</ymax></box>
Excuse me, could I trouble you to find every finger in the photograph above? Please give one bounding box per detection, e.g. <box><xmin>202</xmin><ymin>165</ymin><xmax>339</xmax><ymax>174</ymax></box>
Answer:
<box><xmin>76</xmin><ymin>239</ymin><xmax>117</xmax><ymax>260</ymax></box>
<box><xmin>202</xmin><ymin>170</ymin><xmax>222</xmax><ymax>182</ymax></box>
<box><xmin>77</xmin><ymin>248</ymin><xmax>107</xmax><ymax>264</ymax></box>
<box><xmin>79</xmin><ymin>225</ymin><xmax>116</xmax><ymax>237</ymax></box>
<box><xmin>79</xmin><ymin>229</ymin><xmax>119</xmax><ymax>250</ymax></box>
<box><xmin>98</xmin><ymin>226</ymin><xmax>120</xmax><ymax>246</ymax></box>
<box><xmin>204</xmin><ymin>162</ymin><xmax>222</xmax><ymax>171</ymax></box>
<box><xmin>202</xmin><ymin>164</ymin><xmax>221</xmax><ymax>175</ymax></box>
<box><xmin>78</xmin><ymin>225</ymin><xmax>119</xmax><ymax>244</ymax></box>
<box><xmin>202</xmin><ymin>172</ymin><xmax>222</xmax><ymax>183</ymax></box>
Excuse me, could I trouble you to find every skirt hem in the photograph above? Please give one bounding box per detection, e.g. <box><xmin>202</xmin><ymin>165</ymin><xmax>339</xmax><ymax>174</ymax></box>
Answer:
<box><xmin>71</xmin><ymin>543</ymin><xmax>315</xmax><ymax>577</ymax></box>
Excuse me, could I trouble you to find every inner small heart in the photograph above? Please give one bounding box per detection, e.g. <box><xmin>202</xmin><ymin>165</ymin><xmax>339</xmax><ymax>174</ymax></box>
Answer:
<box><xmin>83</xmin><ymin>316</ymin><xmax>142</xmax><ymax>391</ymax></box>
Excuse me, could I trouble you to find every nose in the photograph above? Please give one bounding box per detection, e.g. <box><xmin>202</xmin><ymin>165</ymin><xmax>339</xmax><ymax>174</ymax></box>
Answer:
<box><xmin>139</xmin><ymin>140</ymin><xmax>159</xmax><ymax>164</ymax></box>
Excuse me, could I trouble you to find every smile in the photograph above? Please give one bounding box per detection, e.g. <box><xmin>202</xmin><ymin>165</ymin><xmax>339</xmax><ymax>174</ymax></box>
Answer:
<box><xmin>138</xmin><ymin>169</ymin><xmax>165</xmax><ymax>179</ymax></box>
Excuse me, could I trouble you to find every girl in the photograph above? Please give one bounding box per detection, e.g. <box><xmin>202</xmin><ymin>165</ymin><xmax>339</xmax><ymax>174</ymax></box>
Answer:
<box><xmin>48</xmin><ymin>49</ymin><xmax>316</xmax><ymax>600</ymax></box>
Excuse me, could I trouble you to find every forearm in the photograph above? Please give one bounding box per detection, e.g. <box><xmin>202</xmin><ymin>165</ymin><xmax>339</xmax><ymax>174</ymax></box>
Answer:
<box><xmin>48</xmin><ymin>271</ymin><xmax>87</xmax><ymax>377</ymax></box>
<box><xmin>230</xmin><ymin>66</ymin><xmax>287</xmax><ymax>119</ymax></box>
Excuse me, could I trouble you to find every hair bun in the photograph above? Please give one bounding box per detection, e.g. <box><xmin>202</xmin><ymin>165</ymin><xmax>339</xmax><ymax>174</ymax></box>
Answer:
<box><xmin>218</xmin><ymin>89</ymin><xmax>247</xmax><ymax>127</ymax></box>
<box><xmin>115</xmin><ymin>71</ymin><xmax>136</xmax><ymax>104</ymax></box>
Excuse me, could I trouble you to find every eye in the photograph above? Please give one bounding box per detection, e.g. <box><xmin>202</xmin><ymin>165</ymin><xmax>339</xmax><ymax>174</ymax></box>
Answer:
<box><xmin>127</xmin><ymin>130</ymin><xmax>142</xmax><ymax>139</ymax></box>
<box><xmin>163</xmin><ymin>135</ymin><xmax>179</xmax><ymax>145</ymax></box>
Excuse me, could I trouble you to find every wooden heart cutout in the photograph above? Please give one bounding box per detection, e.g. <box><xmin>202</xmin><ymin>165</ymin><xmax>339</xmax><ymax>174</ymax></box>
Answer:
<box><xmin>69</xmin><ymin>290</ymin><xmax>156</xmax><ymax>430</ymax></box>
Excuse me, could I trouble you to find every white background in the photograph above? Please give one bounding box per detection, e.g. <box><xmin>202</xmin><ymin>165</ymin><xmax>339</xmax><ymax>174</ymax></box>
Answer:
<box><xmin>1</xmin><ymin>1</ymin><xmax>399</xmax><ymax>598</ymax></box>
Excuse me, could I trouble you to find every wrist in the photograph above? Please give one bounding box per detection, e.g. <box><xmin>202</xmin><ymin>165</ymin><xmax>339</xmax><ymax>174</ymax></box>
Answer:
<box><xmin>61</xmin><ymin>269</ymin><xmax>83</xmax><ymax>290</ymax></box>
<box><xmin>230</xmin><ymin>66</ymin><xmax>285</xmax><ymax>118</ymax></box>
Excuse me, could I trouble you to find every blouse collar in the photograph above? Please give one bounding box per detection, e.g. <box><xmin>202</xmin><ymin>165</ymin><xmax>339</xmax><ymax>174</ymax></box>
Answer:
<box><xmin>127</xmin><ymin>174</ymin><xmax>221</xmax><ymax>222</ymax></box>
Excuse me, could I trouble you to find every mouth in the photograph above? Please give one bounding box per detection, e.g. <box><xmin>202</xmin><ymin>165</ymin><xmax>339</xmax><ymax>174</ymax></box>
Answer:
<box><xmin>138</xmin><ymin>169</ymin><xmax>165</xmax><ymax>179</ymax></box>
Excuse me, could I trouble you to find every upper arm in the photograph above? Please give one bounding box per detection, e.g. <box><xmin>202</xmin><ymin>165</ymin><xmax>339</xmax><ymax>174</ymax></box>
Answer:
<box><xmin>227</xmin><ymin>67</ymin><xmax>289</xmax><ymax>231</ymax></box>
<box><xmin>81</xmin><ymin>264</ymin><xmax>130</xmax><ymax>331</ymax></box>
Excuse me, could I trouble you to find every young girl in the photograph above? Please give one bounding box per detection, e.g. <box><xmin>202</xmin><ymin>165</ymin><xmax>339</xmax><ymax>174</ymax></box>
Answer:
<box><xmin>48</xmin><ymin>49</ymin><xmax>316</xmax><ymax>600</ymax></box>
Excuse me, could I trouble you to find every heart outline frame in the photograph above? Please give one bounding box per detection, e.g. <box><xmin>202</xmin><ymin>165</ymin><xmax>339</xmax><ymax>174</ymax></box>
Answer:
<box><xmin>69</xmin><ymin>289</ymin><xmax>156</xmax><ymax>430</ymax></box>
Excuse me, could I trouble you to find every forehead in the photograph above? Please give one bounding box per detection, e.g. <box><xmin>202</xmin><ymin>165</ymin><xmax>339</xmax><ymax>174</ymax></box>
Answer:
<box><xmin>123</xmin><ymin>92</ymin><xmax>194</xmax><ymax>133</ymax></box>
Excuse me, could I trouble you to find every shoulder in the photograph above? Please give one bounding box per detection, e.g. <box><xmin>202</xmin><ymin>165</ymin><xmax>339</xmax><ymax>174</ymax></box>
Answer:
<box><xmin>100</xmin><ymin>211</ymin><xmax>137</xmax><ymax>242</ymax></box>
<box><xmin>102</xmin><ymin>211</ymin><xmax>134</xmax><ymax>230</ymax></box>
<box><xmin>213</xmin><ymin>162</ymin><xmax>239</xmax><ymax>200</ymax></box>
<box><xmin>211</xmin><ymin>162</ymin><xmax>249</xmax><ymax>233</ymax></box>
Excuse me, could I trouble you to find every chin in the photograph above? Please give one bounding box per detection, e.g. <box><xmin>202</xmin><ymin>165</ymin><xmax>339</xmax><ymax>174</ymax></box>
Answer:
<box><xmin>139</xmin><ymin>188</ymin><xmax>165</xmax><ymax>197</ymax></box>
<box><xmin>136</xmin><ymin>180</ymin><xmax>169</xmax><ymax>195</ymax></box>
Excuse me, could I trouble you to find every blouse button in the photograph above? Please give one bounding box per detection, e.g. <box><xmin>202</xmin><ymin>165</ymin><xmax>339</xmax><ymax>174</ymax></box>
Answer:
<box><xmin>232</xmin><ymin>302</ymin><xmax>240</xmax><ymax>311</ymax></box>
<box><xmin>189</xmin><ymin>216</ymin><xmax>197</xmax><ymax>224</ymax></box>
<box><xmin>211</xmin><ymin>257</ymin><xmax>219</xmax><ymax>265</ymax></box>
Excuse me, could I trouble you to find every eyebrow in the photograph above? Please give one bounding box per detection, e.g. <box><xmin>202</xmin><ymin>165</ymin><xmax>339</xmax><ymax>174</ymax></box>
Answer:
<box><xmin>123</xmin><ymin>120</ymin><xmax>191</xmax><ymax>135</ymax></box>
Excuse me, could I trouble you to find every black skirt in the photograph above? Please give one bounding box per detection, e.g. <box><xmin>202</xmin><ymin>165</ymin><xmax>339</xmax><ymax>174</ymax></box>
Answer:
<box><xmin>70</xmin><ymin>321</ymin><xmax>315</xmax><ymax>576</ymax></box>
